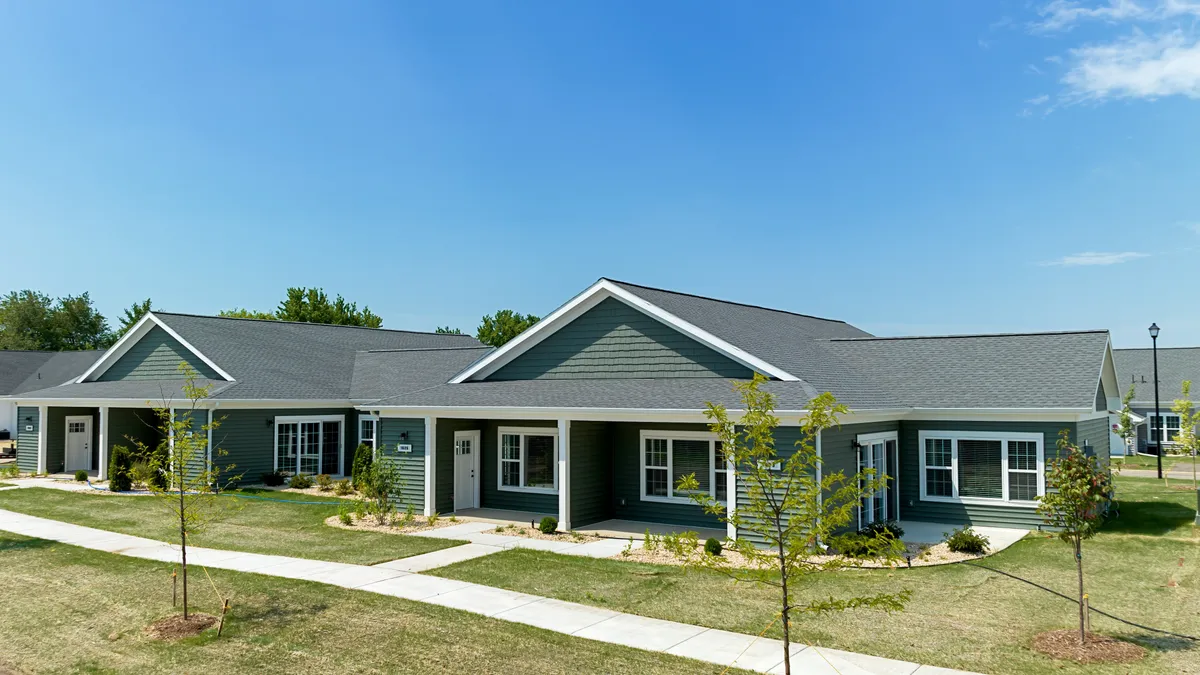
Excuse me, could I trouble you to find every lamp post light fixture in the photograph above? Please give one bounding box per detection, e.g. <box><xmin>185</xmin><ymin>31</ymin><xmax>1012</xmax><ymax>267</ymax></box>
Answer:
<box><xmin>1149</xmin><ymin>323</ymin><xmax>1163</xmax><ymax>480</ymax></box>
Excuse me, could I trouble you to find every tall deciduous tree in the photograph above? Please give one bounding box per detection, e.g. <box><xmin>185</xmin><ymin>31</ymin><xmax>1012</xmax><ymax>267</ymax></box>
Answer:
<box><xmin>218</xmin><ymin>307</ymin><xmax>278</xmax><ymax>321</ymax></box>
<box><xmin>435</xmin><ymin>326</ymin><xmax>463</xmax><ymax>335</ymax></box>
<box><xmin>673</xmin><ymin>374</ymin><xmax>909</xmax><ymax>674</ymax></box>
<box><xmin>1036</xmin><ymin>430</ymin><xmax>1112</xmax><ymax>645</ymax></box>
<box><xmin>0</xmin><ymin>290</ymin><xmax>114</xmax><ymax>350</ymax></box>
<box><xmin>476</xmin><ymin>309</ymin><xmax>539</xmax><ymax>347</ymax></box>
<box><xmin>276</xmin><ymin>287</ymin><xmax>382</xmax><ymax>327</ymax></box>
<box><xmin>117</xmin><ymin>298</ymin><xmax>155</xmax><ymax>336</ymax></box>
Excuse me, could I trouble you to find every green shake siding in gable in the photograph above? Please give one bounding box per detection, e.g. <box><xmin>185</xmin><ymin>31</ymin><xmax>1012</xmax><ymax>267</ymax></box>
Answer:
<box><xmin>16</xmin><ymin>406</ymin><xmax>39</xmax><ymax>473</ymax></box>
<box><xmin>488</xmin><ymin>297</ymin><xmax>753</xmax><ymax>380</ymax></box>
<box><xmin>98</xmin><ymin>325</ymin><xmax>221</xmax><ymax>381</ymax></box>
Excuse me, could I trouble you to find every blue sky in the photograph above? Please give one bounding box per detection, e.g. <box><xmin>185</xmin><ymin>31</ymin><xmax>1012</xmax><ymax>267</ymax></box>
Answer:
<box><xmin>2</xmin><ymin>1</ymin><xmax>1198</xmax><ymax>348</ymax></box>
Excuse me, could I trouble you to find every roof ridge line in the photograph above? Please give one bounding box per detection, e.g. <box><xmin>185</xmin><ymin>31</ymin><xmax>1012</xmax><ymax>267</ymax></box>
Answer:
<box><xmin>831</xmin><ymin>329</ymin><xmax>1110</xmax><ymax>342</ymax></box>
<box><xmin>153</xmin><ymin>311</ymin><xmax>480</xmax><ymax>338</ymax></box>
<box><xmin>359</xmin><ymin>346</ymin><xmax>493</xmax><ymax>354</ymax></box>
<box><xmin>602</xmin><ymin>278</ymin><xmax>853</xmax><ymax>325</ymax></box>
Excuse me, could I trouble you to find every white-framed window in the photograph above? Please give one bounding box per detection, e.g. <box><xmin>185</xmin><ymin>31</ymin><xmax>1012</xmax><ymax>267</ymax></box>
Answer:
<box><xmin>274</xmin><ymin>415</ymin><xmax>344</xmax><ymax>476</ymax></box>
<box><xmin>639</xmin><ymin>430</ymin><xmax>727</xmax><ymax>504</ymax></box>
<box><xmin>497</xmin><ymin>427</ymin><xmax>558</xmax><ymax>494</ymax></box>
<box><xmin>1148</xmin><ymin>413</ymin><xmax>1182</xmax><ymax>445</ymax></box>
<box><xmin>359</xmin><ymin>415</ymin><xmax>378</xmax><ymax>450</ymax></box>
<box><xmin>918</xmin><ymin>431</ymin><xmax>1044</xmax><ymax>506</ymax></box>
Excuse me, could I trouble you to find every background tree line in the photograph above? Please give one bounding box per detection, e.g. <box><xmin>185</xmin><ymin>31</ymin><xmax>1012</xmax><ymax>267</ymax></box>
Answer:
<box><xmin>0</xmin><ymin>287</ymin><xmax>539</xmax><ymax>351</ymax></box>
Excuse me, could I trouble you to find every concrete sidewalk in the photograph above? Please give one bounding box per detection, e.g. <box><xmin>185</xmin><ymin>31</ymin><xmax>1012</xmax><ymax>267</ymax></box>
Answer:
<box><xmin>0</xmin><ymin>508</ymin><xmax>979</xmax><ymax>675</ymax></box>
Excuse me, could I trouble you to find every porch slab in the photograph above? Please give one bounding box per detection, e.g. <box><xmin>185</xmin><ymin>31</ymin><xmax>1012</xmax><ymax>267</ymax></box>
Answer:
<box><xmin>452</xmin><ymin>508</ymin><xmax>555</xmax><ymax>526</ymax></box>
<box><xmin>494</xmin><ymin>596</ymin><xmax>619</xmax><ymax>634</ymax></box>
<box><xmin>897</xmin><ymin>521</ymin><xmax>1029</xmax><ymax>553</ymax></box>
<box><xmin>666</xmin><ymin>629</ymin><xmax>806</xmax><ymax>673</ymax></box>
<box><xmin>376</xmin><ymin>543</ymin><xmax>502</xmax><ymax>572</ymax></box>
<box><xmin>574</xmin><ymin>519</ymin><xmax>725</xmax><ymax>541</ymax></box>
<box><xmin>574</xmin><ymin>612</ymin><xmax>708</xmax><ymax>652</ymax></box>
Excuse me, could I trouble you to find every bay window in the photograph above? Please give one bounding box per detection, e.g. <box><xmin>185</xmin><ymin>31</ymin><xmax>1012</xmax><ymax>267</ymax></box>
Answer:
<box><xmin>497</xmin><ymin>427</ymin><xmax>558</xmax><ymax>493</ymax></box>
<box><xmin>640</xmin><ymin>431</ymin><xmax>727</xmax><ymax>504</ymax></box>
<box><xmin>919</xmin><ymin>431</ymin><xmax>1044</xmax><ymax>505</ymax></box>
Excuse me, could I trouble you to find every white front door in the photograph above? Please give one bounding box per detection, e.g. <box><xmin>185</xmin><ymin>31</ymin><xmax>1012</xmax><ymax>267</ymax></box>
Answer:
<box><xmin>65</xmin><ymin>416</ymin><xmax>92</xmax><ymax>472</ymax></box>
<box><xmin>454</xmin><ymin>431</ymin><xmax>480</xmax><ymax>511</ymax></box>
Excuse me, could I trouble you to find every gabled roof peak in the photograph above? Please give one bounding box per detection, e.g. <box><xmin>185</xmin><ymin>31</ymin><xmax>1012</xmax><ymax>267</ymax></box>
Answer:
<box><xmin>601</xmin><ymin>278</ymin><xmax>853</xmax><ymax>325</ymax></box>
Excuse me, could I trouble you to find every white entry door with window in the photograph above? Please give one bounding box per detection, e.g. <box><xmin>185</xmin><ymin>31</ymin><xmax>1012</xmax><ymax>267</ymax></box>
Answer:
<box><xmin>454</xmin><ymin>430</ymin><xmax>481</xmax><ymax>510</ymax></box>
<box><xmin>65</xmin><ymin>415</ymin><xmax>92</xmax><ymax>472</ymax></box>
<box><xmin>858</xmin><ymin>432</ymin><xmax>897</xmax><ymax>526</ymax></box>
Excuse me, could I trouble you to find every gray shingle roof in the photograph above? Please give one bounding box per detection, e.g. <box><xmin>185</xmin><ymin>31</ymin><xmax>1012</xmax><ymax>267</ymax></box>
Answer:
<box><xmin>1113</xmin><ymin>347</ymin><xmax>1200</xmax><ymax>407</ymax></box>
<box><xmin>351</xmin><ymin>347</ymin><xmax>493</xmax><ymax>402</ymax></box>
<box><xmin>0</xmin><ymin>351</ymin><xmax>102</xmax><ymax>396</ymax></box>
<box><xmin>14</xmin><ymin>379</ymin><xmax>233</xmax><ymax>403</ymax></box>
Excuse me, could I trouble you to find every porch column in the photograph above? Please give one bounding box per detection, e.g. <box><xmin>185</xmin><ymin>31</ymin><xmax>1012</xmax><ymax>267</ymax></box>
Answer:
<box><xmin>97</xmin><ymin>407</ymin><xmax>110</xmax><ymax>480</ymax></box>
<box><xmin>35</xmin><ymin>405</ymin><xmax>48</xmax><ymax>474</ymax></box>
<box><xmin>423</xmin><ymin>417</ymin><xmax>437</xmax><ymax>517</ymax></box>
<box><xmin>557</xmin><ymin>418</ymin><xmax>571</xmax><ymax>532</ymax></box>
<box><xmin>726</xmin><ymin>448</ymin><xmax>736</xmax><ymax>541</ymax></box>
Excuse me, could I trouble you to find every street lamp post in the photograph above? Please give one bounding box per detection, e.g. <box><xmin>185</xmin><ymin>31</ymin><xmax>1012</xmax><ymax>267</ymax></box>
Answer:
<box><xmin>1150</xmin><ymin>323</ymin><xmax>1163</xmax><ymax>480</ymax></box>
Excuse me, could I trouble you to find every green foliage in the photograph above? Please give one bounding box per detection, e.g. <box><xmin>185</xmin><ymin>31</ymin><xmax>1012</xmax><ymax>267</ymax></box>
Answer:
<box><xmin>129</xmin><ymin>461</ymin><xmax>155</xmax><ymax>489</ymax></box>
<box><xmin>943</xmin><ymin>527</ymin><xmax>990</xmax><ymax>554</ymax></box>
<box><xmin>704</xmin><ymin>537</ymin><xmax>723</xmax><ymax>556</ymax></box>
<box><xmin>476</xmin><ymin>309</ymin><xmax>540</xmax><ymax>347</ymax></box>
<box><xmin>0</xmin><ymin>465</ymin><xmax>18</xmax><ymax>479</ymax></box>
<box><xmin>1171</xmin><ymin>381</ymin><xmax>1199</xmax><ymax>489</ymax></box>
<box><xmin>316</xmin><ymin>474</ymin><xmax>333</xmax><ymax>491</ymax></box>
<box><xmin>288</xmin><ymin>474</ymin><xmax>314</xmax><ymax>489</ymax></box>
<box><xmin>276</xmin><ymin>287</ymin><xmax>382</xmax><ymax>327</ymax></box>
<box><xmin>0</xmin><ymin>290</ymin><xmax>115</xmax><ymax>350</ymax></box>
<box><xmin>859</xmin><ymin>520</ymin><xmax>904</xmax><ymax>540</ymax></box>
<box><xmin>116</xmin><ymin>298</ymin><xmax>154</xmax><ymax>336</ymax></box>
<box><xmin>353</xmin><ymin>499</ymin><xmax>366</xmax><ymax>519</ymax></box>
<box><xmin>427</xmin><ymin>511</ymin><xmax>440</xmax><ymax>527</ymax></box>
<box><xmin>673</xmin><ymin>374</ymin><xmax>909</xmax><ymax>672</ymax></box>
<box><xmin>359</xmin><ymin>455</ymin><xmax>403</xmax><ymax>525</ymax></box>
<box><xmin>1116</xmin><ymin>384</ymin><xmax>1137</xmax><ymax>455</ymax></box>
<box><xmin>334</xmin><ymin>478</ymin><xmax>353</xmax><ymax>496</ymax></box>
<box><xmin>338</xmin><ymin>503</ymin><xmax>353</xmax><ymax>526</ymax></box>
<box><xmin>435</xmin><ymin>326</ymin><xmax>463</xmax><ymax>334</ymax></box>
<box><xmin>351</xmin><ymin>443</ymin><xmax>374</xmax><ymax>490</ymax></box>
<box><xmin>73</xmin><ymin>469</ymin><xmax>88</xmax><ymax>482</ymax></box>
<box><xmin>218</xmin><ymin>307</ymin><xmax>277</xmax><ymax>321</ymax></box>
<box><xmin>539</xmin><ymin>516</ymin><xmax>558</xmax><ymax>534</ymax></box>
<box><xmin>108</xmin><ymin>446</ymin><xmax>133</xmax><ymax>492</ymax></box>
<box><xmin>260</xmin><ymin>471</ymin><xmax>285</xmax><ymax>487</ymax></box>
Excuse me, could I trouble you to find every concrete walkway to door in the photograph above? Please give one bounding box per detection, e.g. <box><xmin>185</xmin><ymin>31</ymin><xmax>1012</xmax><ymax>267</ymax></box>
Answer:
<box><xmin>0</xmin><ymin>508</ymin><xmax>980</xmax><ymax>675</ymax></box>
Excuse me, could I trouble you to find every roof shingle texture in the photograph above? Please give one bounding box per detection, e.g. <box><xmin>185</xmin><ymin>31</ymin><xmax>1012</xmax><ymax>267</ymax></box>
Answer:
<box><xmin>0</xmin><ymin>351</ymin><xmax>102</xmax><ymax>396</ymax></box>
<box><xmin>1113</xmin><ymin>347</ymin><xmax>1200</xmax><ymax>407</ymax></box>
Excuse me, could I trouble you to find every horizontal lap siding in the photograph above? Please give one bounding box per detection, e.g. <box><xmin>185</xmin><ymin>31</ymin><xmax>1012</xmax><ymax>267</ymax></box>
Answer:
<box><xmin>97</xmin><ymin>326</ymin><xmax>221</xmax><ymax>381</ymax></box>
<box><xmin>16</xmin><ymin>407</ymin><xmax>39</xmax><ymax>473</ymax></box>
<box><xmin>217</xmin><ymin>408</ymin><xmax>354</xmax><ymax>486</ymax></box>
<box><xmin>611</xmin><ymin>422</ymin><xmax>720</xmax><ymax>529</ymax></box>
<box><xmin>380</xmin><ymin>418</ymin><xmax>425</xmax><ymax>511</ymax></box>
<box><xmin>489</xmin><ymin>297</ymin><xmax>752</xmax><ymax>380</ymax></box>
<box><xmin>107</xmin><ymin>408</ymin><xmax>163</xmax><ymax>456</ymax></box>
<box><xmin>1077</xmin><ymin>417</ymin><xmax>1110</xmax><ymax>470</ymax></box>
<box><xmin>899</xmin><ymin>420</ymin><xmax>1076</xmax><ymax>529</ymax></box>
<box><xmin>570</xmin><ymin>421</ymin><xmax>612</xmax><ymax>527</ymax></box>
<box><xmin>480</xmin><ymin>419</ymin><xmax>558</xmax><ymax>514</ymax></box>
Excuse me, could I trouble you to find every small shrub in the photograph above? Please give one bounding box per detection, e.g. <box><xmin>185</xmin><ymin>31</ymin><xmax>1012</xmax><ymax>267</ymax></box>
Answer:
<box><xmin>704</xmin><ymin>537</ymin><xmax>723</xmax><ymax>556</ymax></box>
<box><xmin>108</xmin><ymin>446</ymin><xmax>133</xmax><ymax>492</ymax></box>
<box><xmin>428</xmin><ymin>511</ymin><xmax>441</xmax><ymax>527</ymax></box>
<box><xmin>334</xmin><ymin>478</ymin><xmax>353</xmax><ymax>496</ymax></box>
<box><xmin>831</xmin><ymin>533</ymin><xmax>876</xmax><ymax>558</ymax></box>
<box><xmin>74</xmin><ymin>469</ymin><xmax>88</xmax><ymax>482</ymax></box>
<box><xmin>288</xmin><ymin>474</ymin><xmax>314</xmax><ymax>489</ymax></box>
<box><xmin>0</xmin><ymin>465</ymin><xmax>18</xmax><ymax>479</ymax></box>
<box><xmin>354</xmin><ymin>499</ymin><xmax>366</xmax><ymax>519</ymax></box>
<box><xmin>359</xmin><ymin>459</ymin><xmax>401</xmax><ymax>525</ymax></box>
<box><xmin>539</xmin><ymin>516</ymin><xmax>558</xmax><ymax>534</ymax></box>
<box><xmin>351</xmin><ymin>443</ymin><xmax>374</xmax><ymax>490</ymax></box>
<box><xmin>858</xmin><ymin>520</ymin><xmax>904</xmax><ymax>540</ymax></box>
<box><xmin>129</xmin><ymin>461</ymin><xmax>156</xmax><ymax>489</ymax></box>
<box><xmin>338</xmin><ymin>504</ymin><xmax>353</xmax><ymax>526</ymax></box>
<box><xmin>260</xmin><ymin>471</ymin><xmax>285</xmax><ymax>487</ymax></box>
<box><xmin>643</xmin><ymin>529</ymin><xmax>660</xmax><ymax>552</ymax></box>
<box><xmin>945</xmin><ymin>526</ymin><xmax>990</xmax><ymax>555</ymax></box>
<box><xmin>316</xmin><ymin>474</ymin><xmax>333</xmax><ymax>491</ymax></box>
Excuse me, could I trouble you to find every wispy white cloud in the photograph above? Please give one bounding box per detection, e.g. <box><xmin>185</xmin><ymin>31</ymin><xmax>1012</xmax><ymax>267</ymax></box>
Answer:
<box><xmin>1042</xmin><ymin>251</ymin><xmax>1151</xmax><ymax>266</ymax></box>
<box><xmin>1026</xmin><ymin>94</ymin><xmax>1051</xmax><ymax>105</ymax></box>
<box><xmin>1063</xmin><ymin>29</ymin><xmax>1200</xmax><ymax>102</ymax></box>
<box><xmin>1031</xmin><ymin>0</ymin><xmax>1149</xmax><ymax>32</ymax></box>
<box><xmin>1027</xmin><ymin>63</ymin><xmax>1046</xmax><ymax>75</ymax></box>
<box><xmin>1045</xmin><ymin>54</ymin><xmax>1064</xmax><ymax>64</ymax></box>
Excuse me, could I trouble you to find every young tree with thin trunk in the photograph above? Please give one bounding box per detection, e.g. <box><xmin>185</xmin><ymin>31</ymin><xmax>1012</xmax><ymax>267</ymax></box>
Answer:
<box><xmin>672</xmin><ymin>374</ymin><xmax>909</xmax><ymax>675</ymax></box>
<box><xmin>1116</xmin><ymin>384</ymin><xmax>1137</xmax><ymax>459</ymax></box>
<box><xmin>1171</xmin><ymin>381</ymin><xmax>1198</xmax><ymax>490</ymax></box>
<box><xmin>1036</xmin><ymin>429</ymin><xmax>1112</xmax><ymax>645</ymax></box>
<box><xmin>118</xmin><ymin>364</ymin><xmax>242</xmax><ymax>619</ymax></box>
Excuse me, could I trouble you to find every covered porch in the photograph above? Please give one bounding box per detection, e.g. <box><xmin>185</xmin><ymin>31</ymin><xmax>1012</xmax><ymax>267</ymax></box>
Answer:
<box><xmin>15</xmin><ymin>404</ymin><xmax>167</xmax><ymax>479</ymax></box>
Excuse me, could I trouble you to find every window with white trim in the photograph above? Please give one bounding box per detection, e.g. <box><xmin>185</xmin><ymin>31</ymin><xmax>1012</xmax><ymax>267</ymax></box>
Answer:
<box><xmin>275</xmin><ymin>416</ymin><xmax>343</xmax><ymax>476</ymax></box>
<box><xmin>359</xmin><ymin>415</ymin><xmax>377</xmax><ymax>450</ymax></box>
<box><xmin>1148</xmin><ymin>413</ymin><xmax>1182</xmax><ymax>444</ymax></box>
<box><xmin>497</xmin><ymin>428</ymin><xmax>558</xmax><ymax>493</ymax></box>
<box><xmin>640</xmin><ymin>431</ymin><xmax>726</xmax><ymax>504</ymax></box>
<box><xmin>919</xmin><ymin>431</ymin><xmax>1044</xmax><ymax>504</ymax></box>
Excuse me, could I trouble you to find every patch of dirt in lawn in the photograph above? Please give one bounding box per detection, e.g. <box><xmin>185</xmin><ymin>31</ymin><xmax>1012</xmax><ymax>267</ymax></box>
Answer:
<box><xmin>490</xmin><ymin>524</ymin><xmax>601</xmax><ymax>543</ymax></box>
<box><xmin>249</xmin><ymin>483</ymin><xmax>360</xmax><ymax>500</ymax></box>
<box><xmin>144</xmin><ymin>613</ymin><xmax>218</xmax><ymax>640</ymax></box>
<box><xmin>324</xmin><ymin>513</ymin><xmax>459</xmax><ymax>534</ymax></box>
<box><xmin>1032</xmin><ymin>630</ymin><xmax>1146</xmax><ymax>664</ymax></box>
<box><xmin>613</xmin><ymin>540</ymin><xmax>985</xmax><ymax>569</ymax></box>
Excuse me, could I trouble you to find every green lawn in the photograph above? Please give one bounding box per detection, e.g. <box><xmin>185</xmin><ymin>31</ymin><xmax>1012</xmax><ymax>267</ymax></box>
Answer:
<box><xmin>0</xmin><ymin>532</ymin><xmax>747</xmax><ymax>674</ymax></box>
<box><xmin>1114</xmin><ymin>454</ymin><xmax>1195</xmax><ymax>472</ymax></box>
<box><xmin>0</xmin><ymin>483</ymin><xmax>13</xmax><ymax>488</ymax></box>
<box><xmin>433</xmin><ymin>477</ymin><xmax>1199</xmax><ymax>675</ymax></box>
<box><xmin>0</xmin><ymin>488</ymin><xmax>459</xmax><ymax>565</ymax></box>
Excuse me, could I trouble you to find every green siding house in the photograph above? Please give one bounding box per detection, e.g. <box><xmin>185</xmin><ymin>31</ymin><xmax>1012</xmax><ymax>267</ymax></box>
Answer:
<box><xmin>7</xmin><ymin>278</ymin><xmax>1123</xmax><ymax>541</ymax></box>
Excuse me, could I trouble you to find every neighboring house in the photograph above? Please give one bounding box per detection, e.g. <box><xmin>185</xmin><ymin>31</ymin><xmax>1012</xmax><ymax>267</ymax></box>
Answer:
<box><xmin>1113</xmin><ymin>347</ymin><xmax>1200</xmax><ymax>454</ymax></box>
<box><xmin>8</xmin><ymin>279</ymin><xmax>1120</xmax><ymax>539</ymax></box>
<box><xmin>0</xmin><ymin>350</ymin><xmax>101</xmax><ymax>444</ymax></box>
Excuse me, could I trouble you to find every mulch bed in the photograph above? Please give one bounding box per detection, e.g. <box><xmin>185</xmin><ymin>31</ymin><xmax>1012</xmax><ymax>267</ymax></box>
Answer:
<box><xmin>144</xmin><ymin>613</ymin><xmax>218</xmax><ymax>640</ymax></box>
<box><xmin>1032</xmin><ymin>630</ymin><xmax>1146</xmax><ymax>664</ymax></box>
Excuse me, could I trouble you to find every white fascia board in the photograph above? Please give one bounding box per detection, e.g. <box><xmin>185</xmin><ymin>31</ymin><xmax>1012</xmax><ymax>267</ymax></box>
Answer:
<box><xmin>77</xmin><ymin>312</ymin><xmax>235</xmax><ymax>383</ymax></box>
<box><xmin>1097</xmin><ymin>336</ymin><xmax>1122</xmax><ymax>410</ymax></box>
<box><xmin>449</xmin><ymin>279</ymin><xmax>799</xmax><ymax>383</ymax></box>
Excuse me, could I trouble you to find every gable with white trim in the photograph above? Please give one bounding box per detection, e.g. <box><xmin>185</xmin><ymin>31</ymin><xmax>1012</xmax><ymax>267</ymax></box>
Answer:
<box><xmin>97</xmin><ymin>325</ymin><xmax>222</xmax><ymax>381</ymax></box>
<box><xmin>488</xmin><ymin>297</ymin><xmax>755</xmax><ymax>381</ymax></box>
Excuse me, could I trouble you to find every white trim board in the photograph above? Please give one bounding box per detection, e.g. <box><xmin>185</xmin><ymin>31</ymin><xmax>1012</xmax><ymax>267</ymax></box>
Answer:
<box><xmin>449</xmin><ymin>279</ymin><xmax>800</xmax><ymax>383</ymax></box>
<box><xmin>76</xmin><ymin>312</ymin><xmax>235</xmax><ymax>383</ymax></box>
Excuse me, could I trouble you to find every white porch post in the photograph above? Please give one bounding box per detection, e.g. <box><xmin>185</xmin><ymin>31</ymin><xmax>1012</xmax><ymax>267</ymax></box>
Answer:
<box><xmin>424</xmin><ymin>417</ymin><xmax>437</xmax><ymax>517</ymax></box>
<box><xmin>726</xmin><ymin>451</ymin><xmax>736</xmax><ymax>541</ymax></box>
<box><xmin>98</xmin><ymin>407</ymin><xmax>110</xmax><ymax>480</ymax></box>
<box><xmin>35</xmin><ymin>405</ymin><xmax>48</xmax><ymax>474</ymax></box>
<box><xmin>557</xmin><ymin>418</ymin><xmax>571</xmax><ymax>532</ymax></box>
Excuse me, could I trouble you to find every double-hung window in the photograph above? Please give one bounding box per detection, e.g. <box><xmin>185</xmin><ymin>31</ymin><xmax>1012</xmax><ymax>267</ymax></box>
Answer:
<box><xmin>640</xmin><ymin>431</ymin><xmax>727</xmax><ymax>504</ymax></box>
<box><xmin>1148</xmin><ymin>413</ymin><xmax>1182</xmax><ymax>445</ymax></box>
<box><xmin>919</xmin><ymin>431</ymin><xmax>1044</xmax><ymax>505</ymax></box>
<box><xmin>275</xmin><ymin>415</ymin><xmax>344</xmax><ymax>476</ymax></box>
<box><xmin>359</xmin><ymin>415</ymin><xmax>378</xmax><ymax>450</ymax></box>
<box><xmin>497</xmin><ymin>427</ymin><xmax>558</xmax><ymax>493</ymax></box>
